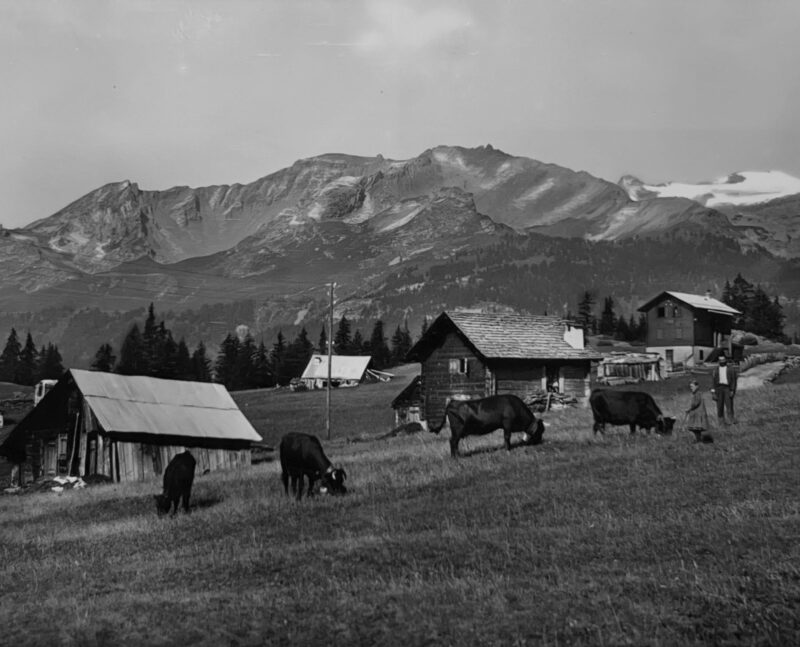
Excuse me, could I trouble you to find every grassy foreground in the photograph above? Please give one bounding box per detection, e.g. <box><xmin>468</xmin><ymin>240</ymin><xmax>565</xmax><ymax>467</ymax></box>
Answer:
<box><xmin>1</xmin><ymin>378</ymin><xmax>799</xmax><ymax>646</ymax></box>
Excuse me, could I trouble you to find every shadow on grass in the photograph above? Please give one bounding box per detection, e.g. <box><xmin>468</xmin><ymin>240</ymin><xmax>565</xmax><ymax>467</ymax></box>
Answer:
<box><xmin>191</xmin><ymin>493</ymin><xmax>225</xmax><ymax>510</ymax></box>
<box><xmin>457</xmin><ymin>438</ymin><xmax>543</xmax><ymax>458</ymax></box>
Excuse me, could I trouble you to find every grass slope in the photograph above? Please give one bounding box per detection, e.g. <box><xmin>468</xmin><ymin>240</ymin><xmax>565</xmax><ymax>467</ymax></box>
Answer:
<box><xmin>1</xmin><ymin>376</ymin><xmax>799</xmax><ymax>646</ymax></box>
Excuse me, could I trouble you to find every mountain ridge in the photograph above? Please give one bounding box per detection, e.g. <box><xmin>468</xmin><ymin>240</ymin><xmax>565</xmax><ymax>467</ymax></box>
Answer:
<box><xmin>2</xmin><ymin>145</ymin><xmax>799</xmax><ymax>365</ymax></box>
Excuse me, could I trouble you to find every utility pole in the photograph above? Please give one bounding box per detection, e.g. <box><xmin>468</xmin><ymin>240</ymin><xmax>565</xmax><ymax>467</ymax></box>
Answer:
<box><xmin>327</xmin><ymin>282</ymin><xmax>335</xmax><ymax>440</ymax></box>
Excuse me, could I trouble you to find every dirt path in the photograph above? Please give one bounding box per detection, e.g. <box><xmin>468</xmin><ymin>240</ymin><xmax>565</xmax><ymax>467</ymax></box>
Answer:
<box><xmin>737</xmin><ymin>361</ymin><xmax>786</xmax><ymax>390</ymax></box>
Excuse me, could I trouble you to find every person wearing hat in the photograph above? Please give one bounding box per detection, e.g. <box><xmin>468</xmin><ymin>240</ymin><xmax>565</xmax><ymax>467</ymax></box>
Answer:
<box><xmin>711</xmin><ymin>354</ymin><xmax>738</xmax><ymax>426</ymax></box>
<box><xmin>685</xmin><ymin>379</ymin><xmax>711</xmax><ymax>443</ymax></box>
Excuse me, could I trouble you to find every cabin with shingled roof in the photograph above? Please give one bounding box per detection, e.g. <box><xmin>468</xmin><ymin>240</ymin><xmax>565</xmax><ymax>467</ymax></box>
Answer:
<box><xmin>405</xmin><ymin>311</ymin><xmax>602</xmax><ymax>426</ymax></box>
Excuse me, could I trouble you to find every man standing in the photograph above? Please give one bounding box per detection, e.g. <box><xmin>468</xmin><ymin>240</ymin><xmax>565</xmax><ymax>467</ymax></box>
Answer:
<box><xmin>712</xmin><ymin>354</ymin><xmax>738</xmax><ymax>426</ymax></box>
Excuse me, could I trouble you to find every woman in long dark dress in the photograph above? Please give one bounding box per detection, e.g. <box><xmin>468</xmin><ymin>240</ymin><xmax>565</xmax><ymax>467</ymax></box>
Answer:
<box><xmin>685</xmin><ymin>379</ymin><xmax>711</xmax><ymax>443</ymax></box>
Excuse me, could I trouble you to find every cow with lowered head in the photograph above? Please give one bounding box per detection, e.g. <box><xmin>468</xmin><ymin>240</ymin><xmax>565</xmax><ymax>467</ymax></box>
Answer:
<box><xmin>429</xmin><ymin>393</ymin><xmax>545</xmax><ymax>458</ymax></box>
<box><xmin>154</xmin><ymin>450</ymin><xmax>196</xmax><ymax>515</ymax></box>
<box><xmin>589</xmin><ymin>389</ymin><xmax>676</xmax><ymax>436</ymax></box>
<box><xmin>279</xmin><ymin>432</ymin><xmax>347</xmax><ymax>501</ymax></box>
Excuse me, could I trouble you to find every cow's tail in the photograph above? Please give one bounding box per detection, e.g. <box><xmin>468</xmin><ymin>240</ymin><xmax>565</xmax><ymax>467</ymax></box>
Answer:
<box><xmin>429</xmin><ymin>410</ymin><xmax>447</xmax><ymax>434</ymax></box>
<box><xmin>429</xmin><ymin>404</ymin><xmax>452</xmax><ymax>434</ymax></box>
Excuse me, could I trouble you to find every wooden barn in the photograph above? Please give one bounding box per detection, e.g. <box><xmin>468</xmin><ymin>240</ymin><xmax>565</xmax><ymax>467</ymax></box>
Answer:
<box><xmin>406</xmin><ymin>311</ymin><xmax>601</xmax><ymax>426</ymax></box>
<box><xmin>0</xmin><ymin>369</ymin><xmax>262</xmax><ymax>484</ymax></box>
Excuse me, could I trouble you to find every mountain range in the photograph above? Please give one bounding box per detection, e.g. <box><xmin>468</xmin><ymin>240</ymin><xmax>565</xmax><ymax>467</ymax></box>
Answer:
<box><xmin>1</xmin><ymin>145</ymin><xmax>799</xmax><ymax>366</ymax></box>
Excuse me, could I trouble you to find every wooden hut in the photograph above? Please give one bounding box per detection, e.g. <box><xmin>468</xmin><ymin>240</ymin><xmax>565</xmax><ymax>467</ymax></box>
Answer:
<box><xmin>406</xmin><ymin>311</ymin><xmax>601</xmax><ymax>425</ymax></box>
<box><xmin>1</xmin><ymin>369</ymin><xmax>262</xmax><ymax>484</ymax></box>
<box><xmin>391</xmin><ymin>375</ymin><xmax>423</xmax><ymax>426</ymax></box>
<box><xmin>597</xmin><ymin>352</ymin><xmax>664</xmax><ymax>384</ymax></box>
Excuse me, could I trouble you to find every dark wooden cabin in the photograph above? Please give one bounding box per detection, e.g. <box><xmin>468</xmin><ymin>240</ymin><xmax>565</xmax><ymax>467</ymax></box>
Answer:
<box><xmin>406</xmin><ymin>311</ymin><xmax>601</xmax><ymax>426</ymax></box>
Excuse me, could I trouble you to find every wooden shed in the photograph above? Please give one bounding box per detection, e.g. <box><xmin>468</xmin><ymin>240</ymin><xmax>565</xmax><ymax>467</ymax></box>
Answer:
<box><xmin>1</xmin><ymin>369</ymin><xmax>262</xmax><ymax>484</ymax></box>
<box><xmin>406</xmin><ymin>311</ymin><xmax>601</xmax><ymax>426</ymax></box>
<box><xmin>391</xmin><ymin>375</ymin><xmax>423</xmax><ymax>426</ymax></box>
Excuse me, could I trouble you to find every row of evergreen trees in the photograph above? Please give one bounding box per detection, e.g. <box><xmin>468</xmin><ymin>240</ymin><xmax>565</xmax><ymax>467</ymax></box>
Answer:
<box><xmin>573</xmin><ymin>291</ymin><xmax>648</xmax><ymax>341</ymax></box>
<box><xmin>0</xmin><ymin>329</ymin><xmax>65</xmax><ymax>386</ymax></box>
<box><xmin>722</xmin><ymin>273</ymin><xmax>787</xmax><ymax>341</ymax></box>
<box><xmin>87</xmin><ymin>305</ymin><xmax>418</xmax><ymax>391</ymax></box>
<box><xmin>94</xmin><ymin>304</ymin><xmax>213</xmax><ymax>381</ymax></box>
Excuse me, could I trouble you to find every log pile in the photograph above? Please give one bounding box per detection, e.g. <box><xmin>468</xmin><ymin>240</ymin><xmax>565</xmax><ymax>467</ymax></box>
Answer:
<box><xmin>524</xmin><ymin>391</ymin><xmax>578</xmax><ymax>412</ymax></box>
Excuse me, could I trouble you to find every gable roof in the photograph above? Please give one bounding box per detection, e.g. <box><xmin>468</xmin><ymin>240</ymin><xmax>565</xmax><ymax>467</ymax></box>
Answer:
<box><xmin>637</xmin><ymin>291</ymin><xmax>741</xmax><ymax>316</ymax></box>
<box><xmin>301</xmin><ymin>355</ymin><xmax>372</xmax><ymax>381</ymax></box>
<box><xmin>7</xmin><ymin>369</ymin><xmax>262</xmax><ymax>450</ymax></box>
<box><xmin>407</xmin><ymin>312</ymin><xmax>602</xmax><ymax>362</ymax></box>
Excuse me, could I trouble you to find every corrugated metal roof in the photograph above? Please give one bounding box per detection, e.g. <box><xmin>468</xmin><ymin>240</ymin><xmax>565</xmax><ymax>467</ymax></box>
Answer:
<box><xmin>444</xmin><ymin>312</ymin><xmax>602</xmax><ymax>360</ymax></box>
<box><xmin>301</xmin><ymin>355</ymin><xmax>372</xmax><ymax>380</ymax></box>
<box><xmin>70</xmin><ymin>369</ymin><xmax>262</xmax><ymax>443</ymax></box>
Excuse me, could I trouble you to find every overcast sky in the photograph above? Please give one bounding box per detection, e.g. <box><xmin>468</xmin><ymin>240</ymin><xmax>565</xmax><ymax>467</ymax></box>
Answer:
<box><xmin>2</xmin><ymin>0</ymin><xmax>799</xmax><ymax>228</ymax></box>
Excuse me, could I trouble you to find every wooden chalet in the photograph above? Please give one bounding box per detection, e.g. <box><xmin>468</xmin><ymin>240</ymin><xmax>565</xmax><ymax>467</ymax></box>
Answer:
<box><xmin>406</xmin><ymin>311</ymin><xmax>601</xmax><ymax>426</ymax></box>
<box><xmin>637</xmin><ymin>291</ymin><xmax>741</xmax><ymax>369</ymax></box>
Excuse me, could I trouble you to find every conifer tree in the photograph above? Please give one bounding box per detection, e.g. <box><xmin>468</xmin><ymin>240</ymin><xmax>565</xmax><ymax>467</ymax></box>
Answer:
<box><xmin>0</xmin><ymin>328</ymin><xmax>21</xmax><ymax>383</ymax></box>
<box><xmin>142</xmin><ymin>303</ymin><xmax>160</xmax><ymax>375</ymax></box>
<box><xmin>174</xmin><ymin>338</ymin><xmax>193</xmax><ymax>380</ymax></box>
<box><xmin>271</xmin><ymin>331</ymin><xmax>287</xmax><ymax>385</ymax></box>
<box><xmin>351</xmin><ymin>329</ymin><xmax>365</xmax><ymax>356</ymax></box>
<box><xmin>251</xmin><ymin>341</ymin><xmax>273</xmax><ymax>388</ymax></box>
<box><xmin>318</xmin><ymin>326</ymin><xmax>328</xmax><ymax>354</ymax></box>
<box><xmin>614</xmin><ymin>315</ymin><xmax>629</xmax><ymax>341</ymax></box>
<box><xmin>38</xmin><ymin>343</ymin><xmax>65</xmax><ymax>380</ymax></box>
<box><xmin>191</xmin><ymin>341</ymin><xmax>212</xmax><ymax>382</ymax></box>
<box><xmin>598</xmin><ymin>297</ymin><xmax>616</xmax><ymax>336</ymax></box>
<box><xmin>390</xmin><ymin>322</ymin><xmax>413</xmax><ymax>365</ymax></box>
<box><xmin>235</xmin><ymin>333</ymin><xmax>257</xmax><ymax>389</ymax></box>
<box><xmin>334</xmin><ymin>315</ymin><xmax>352</xmax><ymax>355</ymax></box>
<box><xmin>16</xmin><ymin>332</ymin><xmax>39</xmax><ymax>386</ymax></box>
<box><xmin>91</xmin><ymin>343</ymin><xmax>116</xmax><ymax>373</ymax></box>
<box><xmin>282</xmin><ymin>328</ymin><xmax>313</xmax><ymax>381</ymax></box>
<box><xmin>577</xmin><ymin>290</ymin><xmax>596</xmax><ymax>335</ymax></box>
<box><xmin>369</xmin><ymin>320</ymin><xmax>391</xmax><ymax>369</ymax></box>
<box><xmin>214</xmin><ymin>333</ymin><xmax>240</xmax><ymax>389</ymax></box>
<box><xmin>117</xmin><ymin>324</ymin><xmax>147</xmax><ymax>375</ymax></box>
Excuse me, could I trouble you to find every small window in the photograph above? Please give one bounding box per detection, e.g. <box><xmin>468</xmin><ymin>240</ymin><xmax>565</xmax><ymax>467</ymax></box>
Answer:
<box><xmin>449</xmin><ymin>358</ymin><xmax>469</xmax><ymax>374</ymax></box>
<box><xmin>699</xmin><ymin>350</ymin><xmax>704</xmax><ymax>361</ymax></box>
<box><xmin>673</xmin><ymin>307</ymin><xmax>681</xmax><ymax>318</ymax></box>
<box><xmin>657</xmin><ymin>307</ymin><xmax>665</xmax><ymax>318</ymax></box>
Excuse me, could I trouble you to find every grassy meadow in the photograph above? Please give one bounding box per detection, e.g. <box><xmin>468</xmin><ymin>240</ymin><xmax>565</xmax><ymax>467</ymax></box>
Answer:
<box><xmin>1</xmin><ymin>370</ymin><xmax>799</xmax><ymax>646</ymax></box>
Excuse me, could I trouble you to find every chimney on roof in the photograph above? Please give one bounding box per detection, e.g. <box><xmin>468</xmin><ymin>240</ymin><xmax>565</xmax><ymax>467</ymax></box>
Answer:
<box><xmin>705</xmin><ymin>290</ymin><xmax>712</xmax><ymax>300</ymax></box>
<box><xmin>563</xmin><ymin>322</ymin><xmax>584</xmax><ymax>349</ymax></box>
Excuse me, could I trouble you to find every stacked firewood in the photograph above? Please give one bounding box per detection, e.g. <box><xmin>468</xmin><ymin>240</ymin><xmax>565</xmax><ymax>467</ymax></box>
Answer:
<box><xmin>524</xmin><ymin>391</ymin><xmax>578</xmax><ymax>412</ymax></box>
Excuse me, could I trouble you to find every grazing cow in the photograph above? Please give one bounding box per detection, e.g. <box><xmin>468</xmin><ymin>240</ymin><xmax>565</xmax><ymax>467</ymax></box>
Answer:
<box><xmin>589</xmin><ymin>389</ymin><xmax>676</xmax><ymax>435</ymax></box>
<box><xmin>429</xmin><ymin>394</ymin><xmax>545</xmax><ymax>458</ymax></box>
<box><xmin>279</xmin><ymin>432</ymin><xmax>347</xmax><ymax>501</ymax></box>
<box><xmin>154</xmin><ymin>450</ymin><xmax>196</xmax><ymax>515</ymax></box>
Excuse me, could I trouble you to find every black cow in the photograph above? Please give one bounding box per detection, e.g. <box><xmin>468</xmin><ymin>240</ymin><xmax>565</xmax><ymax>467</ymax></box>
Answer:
<box><xmin>430</xmin><ymin>394</ymin><xmax>545</xmax><ymax>458</ymax></box>
<box><xmin>589</xmin><ymin>389</ymin><xmax>676</xmax><ymax>435</ymax></box>
<box><xmin>154</xmin><ymin>450</ymin><xmax>196</xmax><ymax>515</ymax></box>
<box><xmin>279</xmin><ymin>432</ymin><xmax>347</xmax><ymax>501</ymax></box>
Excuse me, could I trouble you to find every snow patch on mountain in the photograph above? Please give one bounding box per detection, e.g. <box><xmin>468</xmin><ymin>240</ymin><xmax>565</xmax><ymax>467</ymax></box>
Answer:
<box><xmin>379</xmin><ymin>206</ymin><xmax>425</xmax><ymax>232</ymax></box>
<box><xmin>625</xmin><ymin>171</ymin><xmax>800</xmax><ymax>206</ymax></box>
<box><xmin>513</xmin><ymin>178</ymin><xmax>555</xmax><ymax>207</ymax></box>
